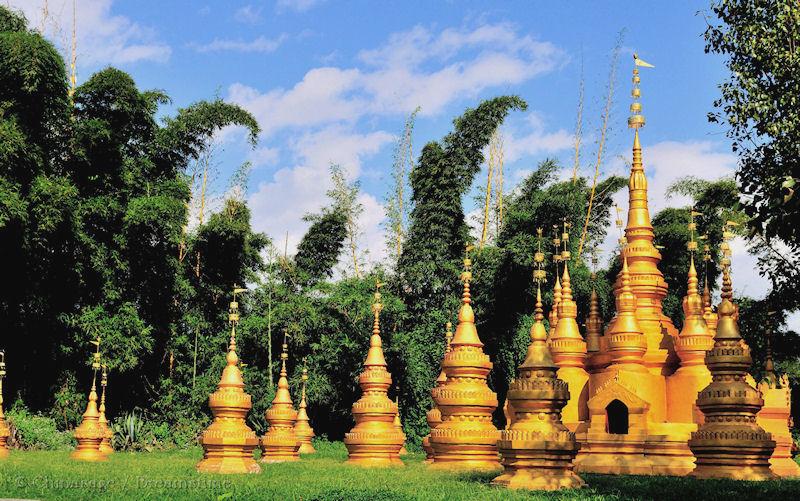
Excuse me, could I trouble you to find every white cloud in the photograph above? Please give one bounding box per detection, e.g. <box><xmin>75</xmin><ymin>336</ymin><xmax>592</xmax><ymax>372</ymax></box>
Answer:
<box><xmin>248</xmin><ymin>147</ymin><xmax>280</xmax><ymax>168</ymax></box>
<box><xmin>247</xmin><ymin>126</ymin><xmax>394</xmax><ymax>257</ymax></box>
<box><xmin>10</xmin><ymin>0</ymin><xmax>171</xmax><ymax>66</ymax></box>
<box><xmin>192</xmin><ymin>34</ymin><xmax>288</xmax><ymax>54</ymax></box>
<box><xmin>504</xmin><ymin>112</ymin><xmax>573</xmax><ymax>163</ymax></box>
<box><xmin>234</xmin><ymin>5</ymin><xmax>262</xmax><ymax>24</ymax></box>
<box><xmin>276</xmin><ymin>0</ymin><xmax>325</xmax><ymax>13</ymax></box>
<box><xmin>227</xmin><ymin>23</ymin><xmax>564</xmax><ymax>137</ymax></box>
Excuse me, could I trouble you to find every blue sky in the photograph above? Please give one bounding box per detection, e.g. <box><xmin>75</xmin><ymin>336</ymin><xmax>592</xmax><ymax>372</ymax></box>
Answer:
<box><xmin>14</xmin><ymin>0</ymin><xmax>795</xmax><ymax>327</ymax></box>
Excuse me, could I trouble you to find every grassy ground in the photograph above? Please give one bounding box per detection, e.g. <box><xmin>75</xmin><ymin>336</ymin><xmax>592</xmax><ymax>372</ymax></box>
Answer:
<box><xmin>0</xmin><ymin>442</ymin><xmax>798</xmax><ymax>500</ymax></box>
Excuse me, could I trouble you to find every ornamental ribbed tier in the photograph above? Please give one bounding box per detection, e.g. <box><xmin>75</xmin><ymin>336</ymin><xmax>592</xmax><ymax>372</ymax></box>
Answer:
<box><xmin>548</xmin><ymin>263</ymin><xmax>588</xmax><ymax>431</ymax></box>
<box><xmin>430</xmin><ymin>260</ymin><xmax>500</xmax><ymax>471</ymax></box>
<box><xmin>423</xmin><ymin>322</ymin><xmax>453</xmax><ymax>463</ymax></box>
<box><xmin>493</xmin><ymin>285</ymin><xmax>585</xmax><ymax>490</ymax></box>
<box><xmin>344</xmin><ymin>288</ymin><xmax>405</xmax><ymax>466</ymax></box>
<box><xmin>197</xmin><ymin>334</ymin><xmax>260</xmax><ymax>474</ymax></box>
<box><xmin>261</xmin><ymin>340</ymin><xmax>300</xmax><ymax>463</ymax></box>
<box><xmin>71</xmin><ymin>377</ymin><xmax>106</xmax><ymax>462</ymax></box>
<box><xmin>294</xmin><ymin>364</ymin><xmax>316</xmax><ymax>455</ymax></box>
<box><xmin>688</xmin><ymin>266</ymin><xmax>776</xmax><ymax>480</ymax></box>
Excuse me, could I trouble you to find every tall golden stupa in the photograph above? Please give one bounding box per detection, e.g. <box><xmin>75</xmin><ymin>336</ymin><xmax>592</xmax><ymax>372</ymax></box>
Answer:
<box><xmin>98</xmin><ymin>365</ymin><xmax>114</xmax><ymax>456</ymax></box>
<box><xmin>568</xmin><ymin>55</ymin><xmax>708</xmax><ymax>476</ymax></box>
<box><xmin>261</xmin><ymin>334</ymin><xmax>301</xmax><ymax>463</ymax></box>
<box><xmin>493</xmin><ymin>230</ymin><xmax>585</xmax><ymax>491</ymax></box>
<box><xmin>0</xmin><ymin>350</ymin><xmax>9</xmax><ymax>458</ymax></box>
<box><xmin>197</xmin><ymin>288</ymin><xmax>261</xmax><ymax>474</ymax></box>
<box><xmin>422</xmin><ymin>322</ymin><xmax>453</xmax><ymax>463</ymax></box>
<box><xmin>688</xmin><ymin>252</ymin><xmax>777</xmax><ymax>480</ymax></box>
<box><xmin>294</xmin><ymin>359</ymin><xmax>316</xmax><ymax>454</ymax></box>
<box><xmin>344</xmin><ymin>281</ymin><xmax>405</xmax><ymax>466</ymax></box>
<box><xmin>430</xmin><ymin>249</ymin><xmax>501</xmax><ymax>471</ymax></box>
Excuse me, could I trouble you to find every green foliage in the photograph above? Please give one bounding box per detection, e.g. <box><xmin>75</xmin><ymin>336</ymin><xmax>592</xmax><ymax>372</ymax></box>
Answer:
<box><xmin>294</xmin><ymin>210</ymin><xmax>348</xmax><ymax>287</ymax></box>
<box><xmin>6</xmin><ymin>406</ymin><xmax>74</xmax><ymax>450</ymax></box>
<box><xmin>705</xmin><ymin>0</ymin><xmax>800</xmax><ymax>309</ymax></box>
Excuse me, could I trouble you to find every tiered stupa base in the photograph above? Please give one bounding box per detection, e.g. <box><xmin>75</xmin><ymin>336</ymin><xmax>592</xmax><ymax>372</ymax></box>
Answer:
<box><xmin>689</xmin><ymin>435</ymin><xmax>777</xmax><ymax>480</ymax></box>
<box><xmin>494</xmin><ymin>433</ymin><xmax>584</xmax><ymax>490</ymax></box>
<box><xmin>260</xmin><ymin>433</ymin><xmax>300</xmax><ymax>463</ymax></box>
<box><xmin>344</xmin><ymin>430</ymin><xmax>405</xmax><ymax>467</ymax></box>
<box><xmin>429</xmin><ymin>429</ymin><xmax>501</xmax><ymax>471</ymax></box>
<box><xmin>758</xmin><ymin>382</ymin><xmax>800</xmax><ymax>477</ymax></box>
<box><xmin>197</xmin><ymin>424</ymin><xmax>260</xmax><ymax>474</ymax></box>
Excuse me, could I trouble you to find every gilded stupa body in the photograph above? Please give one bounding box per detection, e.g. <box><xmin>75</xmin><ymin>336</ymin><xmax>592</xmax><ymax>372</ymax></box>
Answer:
<box><xmin>394</xmin><ymin>398</ymin><xmax>408</xmax><ymax>456</ymax></box>
<box><xmin>423</xmin><ymin>322</ymin><xmax>452</xmax><ymax>463</ymax></box>
<box><xmin>260</xmin><ymin>337</ymin><xmax>301</xmax><ymax>462</ymax></box>
<box><xmin>688</xmin><ymin>263</ymin><xmax>776</xmax><ymax>480</ymax></box>
<box><xmin>0</xmin><ymin>351</ymin><xmax>10</xmax><ymax>458</ymax></box>
<box><xmin>197</xmin><ymin>294</ymin><xmax>261</xmax><ymax>474</ymax></box>
<box><xmin>757</xmin><ymin>373</ymin><xmax>800</xmax><ymax>477</ymax></box>
<box><xmin>72</xmin><ymin>342</ymin><xmax>106</xmax><ymax>462</ymax></box>
<box><xmin>493</xmin><ymin>284</ymin><xmax>585</xmax><ymax>490</ymax></box>
<box><xmin>294</xmin><ymin>363</ymin><xmax>316</xmax><ymax>454</ymax></box>
<box><xmin>430</xmin><ymin>255</ymin><xmax>501</xmax><ymax>471</ymax></box>
<box><xmin>344</xmin><ymin>285</ymin><xmax>405</xmax><ymax>466</ymax></box>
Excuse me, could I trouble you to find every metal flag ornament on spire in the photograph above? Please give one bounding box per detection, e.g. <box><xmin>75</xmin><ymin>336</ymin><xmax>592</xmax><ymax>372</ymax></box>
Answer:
<box><xmin>344</xmin><ymin>280</ymin><xmax>405</xmax><ymax>466</ymax></box>
<box><xmin>71</xmin><ymin>337</ymin><xmax>106</xmax><ymax>462</ymax></box>
<box><xmin>430</xmin><ymin>245</ymin><xmax>501</xmax><ymax>471</ymax></box>
<box><xmin>0</xmin><ymin>350</ymin><xmax>9</xmax><ymax>458</ymax></box>
<box><xmin>294</xmin><ymin>358</ymin><xmax>316</xmax><ymax>454</ymax></box>
<box><xmin>688</xmin><ymin>244</ymin><xmax>777</xmax><ymax>480</ymax></box>
<box><xmin>261</xmin><ymin>331</ymin><xmax>301</xmax><ymax>462</ymax></box>
<box><xmin>98</xmin><ymin>365</ymin><xmax>114</xmax><ymax>455</ymax></box>
<box><xmin>197</xmin><ymin>286</ymin><xmax>260</xmax><ymax>474</ymax></box>
<box><xmin>423</xmin><ymin>321</ymin><xmax>454</xmax><ymax>463</ymax></box>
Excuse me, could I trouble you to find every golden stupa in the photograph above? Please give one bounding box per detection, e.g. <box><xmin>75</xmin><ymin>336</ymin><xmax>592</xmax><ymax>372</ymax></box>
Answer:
<box><xmin>294</xmin><ymin>359</ymin><xmax>316</xmax><ymax>455</ymax></box>
<box><xmin>688</xmin><ymin>251</ymin><xmax>777</xmax><ymax>480</ymax></box>
<box><xmin>98</xmin><ymin>365</ymin><xmax>114</xmax><ymax>456</ymax></box>
<box><xmin>197</xmin><ymin>287</ymin><xmax>261</xmax><ymax>474</ymax></box>
<box><xmin>430</xmin><ymin>249</ymin><xmax>501</xmax><ymax>471</ymax></box>
<box><xmin>423</xmin><ymin>322</ymin><xmax>453</xmax><ymax>463</ymax></box>
<box><xmin>261</xmin><ymin>333</ymin><xmax>301</xmax><ymax>462</ymax></box>
<box><xmin>493</xmin><ymin>229</ymin><xmax>585</xmax><ymax>491</ymax></box>
<box><xmin>0</xmin><ymin>350</ymin><xmax>9</xmax><ymax>458</ymax></box>
<box><xmin>566</xmin><ymin>55</ymin><xmax>708</xmax><ymax>476</ymax></box>
<box><xmin>394</xmin><ymin>396</ymin><xmax>408</xmax><ymax>456</ymax></box>
<box><xmin>71</xmin><ymin>338</ymin><xmax>106</xmax><ymax>462</ymax></box>
<box><xmin>344</xmin><ymin>281</ymin><xmax>405</xmax><ymax>466</ymax></box>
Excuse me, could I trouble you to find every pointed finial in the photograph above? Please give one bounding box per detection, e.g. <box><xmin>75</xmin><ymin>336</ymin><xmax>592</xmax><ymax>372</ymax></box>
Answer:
<box><xmin>461</xmin><ymin>244</ymin><xmax>474</xmax><ymax>305</ymax></box>
<box><xmin>533</xmin><ymin>228</ymin><xmax>546</xmax><ymax>283</ymax></box>
<box><xmin>561</xmin><ymin>218</ymin><xmax>571</xmax><ymax>262</ymax></box>
<box><xmin>628</xmin><ymin>53</ymin><xmax>654</xmax><ymax>130</ymax></box>
<box><xmin>445</xmin><ymin>321</ymin><xmax>453</xmax><ymax>352</ymax></box>
<box><xmin>687</xmin><ymin>208</ymin><xmax>701</xmax><ymax>253</ymax></box>
<box><xmin>365</xmin><ymin>281</ymin><xmax>388</xmax><ymax>367</ymax></box>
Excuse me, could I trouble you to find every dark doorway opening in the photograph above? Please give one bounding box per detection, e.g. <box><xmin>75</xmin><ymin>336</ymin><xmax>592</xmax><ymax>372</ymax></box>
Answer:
<box><xmin>606</xmin><ymin>399</ymin><xmax>629</xmax><ymax>434</ymax></box>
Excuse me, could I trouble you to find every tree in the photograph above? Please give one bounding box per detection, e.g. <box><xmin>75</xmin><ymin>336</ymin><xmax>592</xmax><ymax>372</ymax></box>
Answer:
<box><xmin>384</xmin><ymin>107</ymin><xmax>419</xmax><ymax>268</ymax></box>
<box><xmin>704</xmin><ymin>0</ymin><xmax>800</xmax><ymax>309</ymax></box>
<box><xmin>394</xmin><ymin>95</ymin><xmax>527</xmax><ymax>440</ymax></box>
<box><xmin>328</xmin><ymin>164</ymin><xmax>366</xmax><ymax>278</ymax></box>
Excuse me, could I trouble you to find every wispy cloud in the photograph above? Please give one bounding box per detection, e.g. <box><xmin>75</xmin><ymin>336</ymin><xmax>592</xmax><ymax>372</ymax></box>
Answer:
<box><xmin>192</xmin><ymin>34</ymin><xmax>288</xmax><ymax>54</ymax></box>
<box><xmin>276</xmin><ymin>0</ymin><xmax>326</xmax><ymax>13</ymax></box>
<box><xmin>234</xmin><ymin>5</ymin><xmax>262</xmax><ymax>24</ymax></box>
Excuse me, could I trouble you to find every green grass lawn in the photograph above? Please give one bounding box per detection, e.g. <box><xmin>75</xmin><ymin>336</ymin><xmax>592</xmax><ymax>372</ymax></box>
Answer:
<box><xmin>0</xmin><ymin>442</ymin><xmax>798</xmax><ymax>500</ymax></box>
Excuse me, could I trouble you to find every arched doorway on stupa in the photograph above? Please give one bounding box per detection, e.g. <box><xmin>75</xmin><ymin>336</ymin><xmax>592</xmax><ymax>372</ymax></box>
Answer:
<box><xmin>606</xmin><ymin>399</ymin><xmax>629</xmax><ymax>434</ymax></box>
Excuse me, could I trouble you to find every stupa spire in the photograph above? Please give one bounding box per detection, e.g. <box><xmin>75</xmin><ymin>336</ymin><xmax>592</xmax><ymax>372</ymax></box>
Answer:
<box><xmin>493</xmin><ymin>278</ymin><xmax>585</xmax><ymax>490</ymax></box>
<box><xmin>607</xmin><ymin>257</ymin><xmax>648</xmax><ymax>369</ymax></box>
<box><xmin>701</xmin><ymin>240</ymin><xmax>719</xmax><ymax>333</ymax></box>
<box><xmin>71</xmin><ymin>338</ymin><xmax>106</xmax><ymax>462</ymax></box>
<box><xmin>423</xmin><ymin>321</ymin><xmax>453</xmax><ymax>463</ymax></box>
<box><xmin>430</xmin><ymin>245</ymin><xmax>500</xmax><ymax>470</ymax></box>
<box><xmin>548</xmin><ymin>227</ymin><xmax>562</xmax><ymax>337</ymax></box>
<box><xmin>620</xmin><ymin>54</ymin><xmax>677</xmax><ymax>372</ymax></box>
<box><xmin>261</xmin><ymin>332</ymin><xmax>301</xmax><ymax>462</ymax></box>
<box><xmin>295</xmin><ymin>358</ymin><xmax>316</xmax><ymax>454</ymax></box>
<box><xmin>345</xmin><ymin>280</ymin><xmax>405</xmax><ymax>466</ymax></box>
<box><xmin>0</xmin><ymin>350</ymin><xmax>9</xmax><ymax>458</ymax></box>
<box><xmin>98</xmin><ymin>365</ymin><xmax>113</xmax><ymax>455</ymax></box>
<box><xmin>688</xmin><ymin>234</ymin><xmax>776</xmax><ymax>480</ymax></box>
<box><xmin>197</xmin><ymin>286</ymin><xmax>260</xmax><ymax>474</ymax></box>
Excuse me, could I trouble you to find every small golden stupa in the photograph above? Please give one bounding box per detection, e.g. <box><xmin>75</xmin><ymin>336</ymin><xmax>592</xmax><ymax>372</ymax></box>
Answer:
<box><xmin>394</xmin><ymin>395</ymin><xmax>408</xmax><ymax>456</ymax></box>
<box><xmin>344</xmin><ymin>281</ymin><xmax>405</xmax><ymax>466</ymax></box>
<box><xmin>430</xmin><ymin>247</ymin><xmax>500</xmax><ymax>471</ymax></box>
<box><xmin>294</xmin><ymin>359</ymin><xmax>316</xmax><ymax>455</ymax></box>
<box><xmin>0</xmin><ymin>350</ymin><xmax>9</xmax><ymax>458</ymax></box>
<box><xmin>493</xmin><ymin>229</ymin><xmax>585</xmax><ymax>491</ymax></box>
<box><xmin>71</xmin><ymin>338</ymin><xmax>106</xmax><ymax>462</ymax></box>
<box><xmin>261</xmin><ymin>333</ymin><xmax>301</xmax><ymax>462</ymax></box>
<box><xmin>197</xmin><ymin>287</ymin><xmax>261</xmax><ymax>474</ymax></box>
<box><xmin>423</xmin><ymin>322</ymin><xmax>453</xmax><ymax>463</ymax></box>
<box><xmin>98</xmin><ymin>365</ymin><xmax>114</xmax><ymax>456</ymax></box>
<box><xmin>688</xmin><ymin>251</ymin><xmax>777</xmax><ymax>480</ymax></box>
<box><xmin>548</xmin><ymin>225</ymin><xmax>589</xmax><ymax>431</ymax></box>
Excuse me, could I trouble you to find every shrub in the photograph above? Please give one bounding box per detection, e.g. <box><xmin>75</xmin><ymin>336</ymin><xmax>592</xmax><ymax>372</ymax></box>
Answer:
<box><xmin>6</xmin><ymin>407</ymin><xmax>74</xmax><ymax>450</ymax></box>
